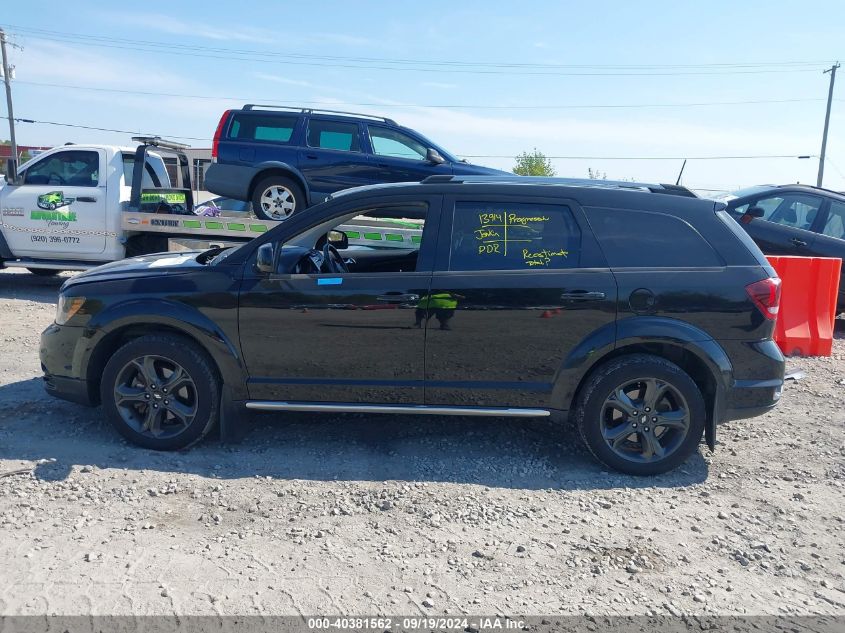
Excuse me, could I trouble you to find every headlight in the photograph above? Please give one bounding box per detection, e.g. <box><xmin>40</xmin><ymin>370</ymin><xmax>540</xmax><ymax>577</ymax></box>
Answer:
<box><xmin>56</xmin><ymin>296</ymin><xmax>86</xmax><ymax>325</ymax></box>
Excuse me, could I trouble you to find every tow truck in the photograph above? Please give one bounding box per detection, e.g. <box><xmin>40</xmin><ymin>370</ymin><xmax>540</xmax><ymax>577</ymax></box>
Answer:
<box><xmin>0</xmin><ymin>137</ymin><xmax>421</xmax><ymax>275</ymax></box>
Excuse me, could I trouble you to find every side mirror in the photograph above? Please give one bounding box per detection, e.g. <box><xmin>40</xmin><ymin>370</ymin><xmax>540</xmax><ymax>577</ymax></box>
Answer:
<box><xmin>255</xmin><ymin>243</ymin><xmax>275</xmax><ymax>274</ymax></box>
<box><xmin>4</xmin><ymin>158</ymin><xmax>21</xmax><ymax>186</ymax></box>
<box><xmin>327</xmin><ymin>230</ymin><xmax>349</xmax><ymax>250</ymax></box>
<box><xmin>740</xmin><ymin>206</ymin><xmax>765</xmax><ymax>224</ymax></box>
<box><xmin>426</xmin><ymin>148</ymin><xmax>445</xmax><ymax>165</ymax></box>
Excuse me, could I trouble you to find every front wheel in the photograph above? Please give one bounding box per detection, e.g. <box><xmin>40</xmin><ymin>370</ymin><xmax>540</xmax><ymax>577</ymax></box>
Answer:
<box><xmin>100</xmin><ymin>335</ymin><xmax>220</xmax><ymax>450</ymax></box>
<box><xmin>251</xmin><ymin>175</ymin><xmax>304</xmax><ymax>221</ymax></box>
<box><xmin>575</xmin><ymin>354</ymin><xmax>706</xmax><ymax>476</ymax></box>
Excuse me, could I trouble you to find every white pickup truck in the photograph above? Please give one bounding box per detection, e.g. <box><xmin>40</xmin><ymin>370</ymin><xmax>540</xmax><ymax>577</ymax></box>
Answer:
<box><xmin>0</xmin><ymin>137</ymin><xmax>422</xmax><ymax>276</ymax></box>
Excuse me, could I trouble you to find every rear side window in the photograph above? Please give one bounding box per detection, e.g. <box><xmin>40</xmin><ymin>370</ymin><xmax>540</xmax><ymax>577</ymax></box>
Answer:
<box><xmin>588</xmin><ymin>207</ymin><xmax>722</xmax><ymax>267</ymax></box>
<box><xmin>449</xmin><ymin>201</ymin><xmax>581</xmax><ymax>271</ymax></box>
<box><xmin>228</xmin><ymin>114</ymin><xmax>297</xmax><ymax>143</ymax></box>
<box><xmin>307</xmin><ymin>119</ymin><xmax>361</xmax><ymax>152</ymax></box>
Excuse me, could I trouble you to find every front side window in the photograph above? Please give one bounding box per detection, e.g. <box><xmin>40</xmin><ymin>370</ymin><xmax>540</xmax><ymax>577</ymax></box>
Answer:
<box><xmin>821</xmin><ymin>201</ymin><xmax>845</xmax><ymax>239</ymax></box>
<box><xmin>369</xmin><ymin>126</ymin><xmax>427</xmax><ymax>160</ymax></box>
<box><xmin>228</xmin><ymin>114</ymin><xmax>297</xmax><ymax>143</ymax></box>
<box><xmin>752</xmin><ymin>194</ymin><xmax>821</xmax><ymax>230</ymax></box>
<box><xmin>449</xmin><ymin>201</ymin><xmax>582</xmax><ymax>271</ymax></box>
<box><xmin>23</xmin><ymin>151</ymin><xmax>100</xmax><ymax>187</ymax></box>
<box><xmin>589</xmin><ymin>208</ymin><xmax>721</xmax><ymax>268</ymax></box>
<box><xmin>307</xmin><ymin>120</ymin><xmax>361</xmax><ymax>152</ymax></box>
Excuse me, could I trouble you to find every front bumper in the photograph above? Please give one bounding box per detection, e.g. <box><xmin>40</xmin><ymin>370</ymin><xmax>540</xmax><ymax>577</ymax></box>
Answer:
<box><xmin>40</xmin><ymin>323</ymin><xmax>94</xmax><ymax>406</ymax></box>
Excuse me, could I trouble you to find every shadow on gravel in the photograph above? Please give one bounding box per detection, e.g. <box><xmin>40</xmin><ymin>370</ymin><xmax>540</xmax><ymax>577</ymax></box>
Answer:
<box><xmin>0</xmin><ymin>377</ymin><xmax>708</xmax><ymax>490</ymax></box>
<box><xmin>0</xmin><ymin>270</ymin><xmax>66</xmax><ymax>304</ymax></box>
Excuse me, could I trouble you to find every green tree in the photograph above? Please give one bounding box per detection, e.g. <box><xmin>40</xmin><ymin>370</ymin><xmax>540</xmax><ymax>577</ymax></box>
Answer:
<box><xmin>512</xmin><ymin>148</ymin><xmax>556</xmax><ymax>176</ymax></box>
<box><xmin>587</xmin><ymin>167</ymin><xmax>607</xmax><ymax>180</ymax></box>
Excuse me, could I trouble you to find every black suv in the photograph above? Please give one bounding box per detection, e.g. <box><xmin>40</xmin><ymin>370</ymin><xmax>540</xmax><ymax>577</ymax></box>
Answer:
<box><xmin>205</xmin><ymin>105</ymin><xmax>507</xmax><ymax>221</ymax></box>
<box><xmin>40</xmin><ymin>177</ymin><xmax>785</xmax><ymax>475</ymax></box>
<box><xmin>722</xmin><ymin>184</ymin><xmax>845</xmax><ymax>309</ymax></box>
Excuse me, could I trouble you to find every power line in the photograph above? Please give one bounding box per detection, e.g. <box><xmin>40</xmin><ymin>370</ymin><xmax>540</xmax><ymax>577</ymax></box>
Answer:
<box><xmin>11</xmin><ymin>79</ymin><xmax>830</xmax><ymax>110</ymax></box>
<box><xmin>462</xmin><ymin>154</ymin><xmax>811</xmax><ymax>160</ymax></box>
<box><xmin>2</xmin><ymin>115</ymin><xmax>209</xmax><ymax>141</ymax></box>
<box><xmin>3</xmin><ymin>26</ymin><xmax>835</xmax><ymax>77</ymax></box>
<box><xmin>4</xmin><ymin>116</ymin><xmax>813</xmax><ymax>159</ymax></box>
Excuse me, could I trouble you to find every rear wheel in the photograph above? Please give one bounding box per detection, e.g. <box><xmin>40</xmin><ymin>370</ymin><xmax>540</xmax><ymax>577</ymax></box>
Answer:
<box><xmin>27</xmin><ymin>268</ymin><xmax>59</xmax><ymax>276</ymax></box>
<box><xmin>251</xmin><ymin>175</ymin><xmax>305</xmax><ymax>221</ymax></box>
<box><xmin>575</xmin><ymin>354</ymin><xmax>705</xmax><ymax>475</ymax></box>
<box><xmin>100</xmin><ymin>335</ymin><xmax>220</xmax><ymax>450</ymax></box>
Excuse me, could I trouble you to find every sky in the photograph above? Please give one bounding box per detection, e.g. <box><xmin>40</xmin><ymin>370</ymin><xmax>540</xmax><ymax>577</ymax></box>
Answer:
<box><xmin>2</xmin><ymin>1</ymin><xmax>844</xmax><ymax>193</ymax></box>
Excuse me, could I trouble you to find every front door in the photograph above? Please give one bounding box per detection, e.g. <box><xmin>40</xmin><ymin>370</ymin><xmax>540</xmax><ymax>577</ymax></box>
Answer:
<box><xmin>364</xmin><ymin>124</ymin><xmax>452</xmax><ymax>183</ymax></box>
<box><xmin>1</xmin><ymin>148</ymin><xmax>107</xmax><ymax>258</ymax></box>
<box><xmin>238</xmin><ymin>195</ymin><xmax>442</xmax><ymax>403</ymax></box>
<box><xmin>424</xmin><ymin>195</ymin><xmax>617</xmax><ymax>409</ymax></box>
<box><xmin>734</xmin><ymin>192</ymin><xmax>823</xmax><ymax>256</ymax></box>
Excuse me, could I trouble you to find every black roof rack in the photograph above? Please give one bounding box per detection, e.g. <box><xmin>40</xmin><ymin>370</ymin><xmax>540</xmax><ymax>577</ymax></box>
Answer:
<box><xmin>420</xmin><ymin>175</ymin><xmax>697</xmax><ymax>197</ymax></box>
<box><xmin>242</xmin><ymin>104</ymin><xmax>397</xmax><ymax>125</ymax></box>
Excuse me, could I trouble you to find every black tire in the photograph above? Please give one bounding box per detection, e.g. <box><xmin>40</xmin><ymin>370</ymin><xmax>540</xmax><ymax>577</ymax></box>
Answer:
<box><xmin>250</xmin><ymin>174</ymin><xmax>305</xmax><ymax>221</ymax></box>
<box><xmin>27</xmin><ymin>268</ymin><xmax>60</xmax><ymax>276</ymax></box>
<box><xmin>100</xmin><ymin>335</ymin><xmax>220</xmax><ymax>450</ymax></box>
<box><xmin>574</xmin><ymin>354</ymin><xmax>706</xmax><ymax>476</ymax></box>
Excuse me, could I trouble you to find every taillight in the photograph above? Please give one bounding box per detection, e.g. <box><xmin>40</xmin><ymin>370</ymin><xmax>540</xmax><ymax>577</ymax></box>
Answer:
<box><xmin>211</xmin><ymin>110</ymin><xmax>231</xmax><ymax>161</ymax></box>
<box><xmin>746</xmin><ymin>277</ymin><xmax>781</xmax><ymax>320</ymax></box>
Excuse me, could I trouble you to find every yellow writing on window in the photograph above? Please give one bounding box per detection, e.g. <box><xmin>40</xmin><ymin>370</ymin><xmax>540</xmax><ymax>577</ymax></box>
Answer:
<box><xmin>522</xmin><ymin>247</ymin><xmax>569</xmax><ymax>267</ymax></box>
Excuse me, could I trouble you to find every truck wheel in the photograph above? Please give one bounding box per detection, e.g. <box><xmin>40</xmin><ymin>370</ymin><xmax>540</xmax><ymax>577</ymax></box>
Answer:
<box><xmin>251</xmin><ymin>175</ymin><xmax>304</xmax><ymax>221</ymax></box>
<box><xmin>100</xmin><ymin>334</ymin><xmax>220</xmax><ymax>451</ymax></box>
<box><xmin>574</xmin><ymin>354</ymin><xmax>706</xmax><ymax>476</ymax></box>
<box><xmin>27</xmin><ymin>268</ymin><xmax>60</xmax><ymax>276</ymax></box>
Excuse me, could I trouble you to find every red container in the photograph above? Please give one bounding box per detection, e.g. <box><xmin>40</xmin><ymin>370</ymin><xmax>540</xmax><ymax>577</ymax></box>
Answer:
<box><xmin>765</xmin><ymin>256</ymin><xmax>841</xmax><ymax>356</ymax></box>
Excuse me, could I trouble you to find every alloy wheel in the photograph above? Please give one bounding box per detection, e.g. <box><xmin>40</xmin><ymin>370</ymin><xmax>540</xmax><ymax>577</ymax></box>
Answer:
<box><xmin>259</xmin><ymin>185</ymin><xmax>296</xmax><ymax>220</ymax></box>
<box><xmin>113</xmin><ymin>355</ymin><xmax>198</xmax><ymax>439</ymax></box>
<box><xmin>599</xmin><ymin>377</ymin><xmax>691</xmax><ymax>463</ymax></box>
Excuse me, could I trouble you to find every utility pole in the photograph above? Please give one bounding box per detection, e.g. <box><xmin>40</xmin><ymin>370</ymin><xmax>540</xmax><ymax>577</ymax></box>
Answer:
<box><xmin>817</xmin><ymin>62</ymin><xmax>840</xmax><ymax>188</ymax></box>
<box><xmin>0</xmin><ymin>28</ymin><xmax>18</xmax><ymax>176</ymax></box>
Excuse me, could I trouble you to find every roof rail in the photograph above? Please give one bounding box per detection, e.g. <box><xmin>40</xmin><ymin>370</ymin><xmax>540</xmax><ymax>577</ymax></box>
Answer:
<box><xmin>420</xmin><ymin>175</ymin><xmax>697</xmax><ymax>197</ymax></box>
<box><xmin>131</xmin><ymin>136</ymin><xmax>191</xmax><ymax>151</ymax></box>
<box><xmin>242</xmin><ymin>104</ymin><xmax>397</xmax><ymax>125</ymax></box>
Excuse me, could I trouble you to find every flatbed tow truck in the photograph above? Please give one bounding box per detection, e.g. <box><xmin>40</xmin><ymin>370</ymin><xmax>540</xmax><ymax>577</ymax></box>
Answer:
<box><xmin>0</xmin><ymin>137</ymin><xmax>421</xmax><ymax>275</ymax></box>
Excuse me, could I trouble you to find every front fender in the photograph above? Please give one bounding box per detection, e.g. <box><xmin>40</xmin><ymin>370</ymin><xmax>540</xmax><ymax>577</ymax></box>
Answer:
<box><xmin>84</xmin><ymin>299</ymin><xmax>248</xmax><ymax>400</ymax></box>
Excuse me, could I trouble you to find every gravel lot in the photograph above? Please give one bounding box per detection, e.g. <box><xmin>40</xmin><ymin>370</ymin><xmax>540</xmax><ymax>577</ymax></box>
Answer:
<box><xmin>0</xmin><ymin>268</ymin><xmax>843</xmax><ymax>618</ymax></box>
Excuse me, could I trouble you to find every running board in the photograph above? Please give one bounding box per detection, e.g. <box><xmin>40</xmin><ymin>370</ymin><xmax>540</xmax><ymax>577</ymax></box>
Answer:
<box><xmin>245</xmin><ymin>402</ymin><xmax>550</xmax><ymax>417</ymax></box>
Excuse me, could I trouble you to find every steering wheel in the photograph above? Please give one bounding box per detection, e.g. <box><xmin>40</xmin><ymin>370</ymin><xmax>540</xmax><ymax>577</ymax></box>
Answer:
<box><xmin>48</xmin><ymin>173</ymin><xmax>66</xmax><ymax>185</ymax></box>
<box><xmin>322</xmin><ymin>242</ymin><xmax>349</xmax><ymax>274</ymax></box>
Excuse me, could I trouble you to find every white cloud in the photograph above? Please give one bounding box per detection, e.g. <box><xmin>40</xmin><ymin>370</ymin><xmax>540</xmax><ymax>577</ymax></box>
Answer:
<box><xmin>108</xmin><ymin>12</ymin><xmax>275</xmax><ymax>43</ymax></box>
<box><xmin>251</xmin><ymin>72</ymin><xmax>315</xmax><ymax>88</ymax></box>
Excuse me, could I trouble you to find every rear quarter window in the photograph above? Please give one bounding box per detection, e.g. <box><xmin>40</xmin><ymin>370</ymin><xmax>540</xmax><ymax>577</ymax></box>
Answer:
<box><xmin>587</xmin><ymin>207</ymin><xmax>723</xmax><ymax>268</ymax></box>
<box><xmin>228</xmin><ymin>114</ymin><xmax>298</xmax><ymax>143</ymax></box>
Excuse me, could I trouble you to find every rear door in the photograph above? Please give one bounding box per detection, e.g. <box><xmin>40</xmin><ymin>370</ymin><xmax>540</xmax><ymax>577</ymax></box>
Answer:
<box><xmin>730</xmin><ymin>192</ymin><xmax>823</xmax><ymax>255</ymax></box>
<box><xmin>297</xmin><ymin>117</ymin><xmax>372</xmax><ymax>199</ymax></box>
<box><xmin>423</xmin><ymin>194</ymin><xmax>617</xmax><ymax>409</ymax></box>
<box><xmin>1</xmin><ymin>148</ymin><xmax>107</xmax><ymax>257</ymax></box>
<box><xmin>364</xmin><ymin>124</ymin><xmax>452</xmax><ymax>183</ymax></box>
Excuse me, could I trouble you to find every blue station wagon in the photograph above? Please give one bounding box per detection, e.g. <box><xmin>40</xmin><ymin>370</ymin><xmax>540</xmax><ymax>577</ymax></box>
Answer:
<box><xmin>204</xmin><ymin>105</ymin><xmax>508</xmax><ymax>221</ymax></box>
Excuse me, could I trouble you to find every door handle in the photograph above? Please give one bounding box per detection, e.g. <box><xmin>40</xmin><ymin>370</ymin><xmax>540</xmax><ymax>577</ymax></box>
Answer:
<box><xmin>561</xmin><ymin>290</ymin><xmax>606</xmax><ymax>301</ymax></box>
<box><xmin>76</xmin><ymin>196</ymin><xmax>98</xmax><ymax>203</ymax></box>
<box><xmin>377</xmin><ymin>293</ymin><xmax>419</xmax><ymax>303</ymax></box>
<box><xmin>790</xmin><ymin>237</ymin><xmax>807</xmax><ymax>247</ymax></box>
<box><xmin>305</xmin><ymin>154</ymin><xmax>318</xmax><ymax>160</ymax></box>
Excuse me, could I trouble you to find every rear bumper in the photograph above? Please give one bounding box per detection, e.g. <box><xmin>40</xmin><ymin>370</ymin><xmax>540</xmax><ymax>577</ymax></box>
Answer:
<box><xmin>721</xmin><ymin>339</ymin><xmax>785</xmax><ymax>422</ymax></box>
<box><xmin>204</xmin><ymin>164</ymin><xmax>258</xmax><ymax>200</ymax></box>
